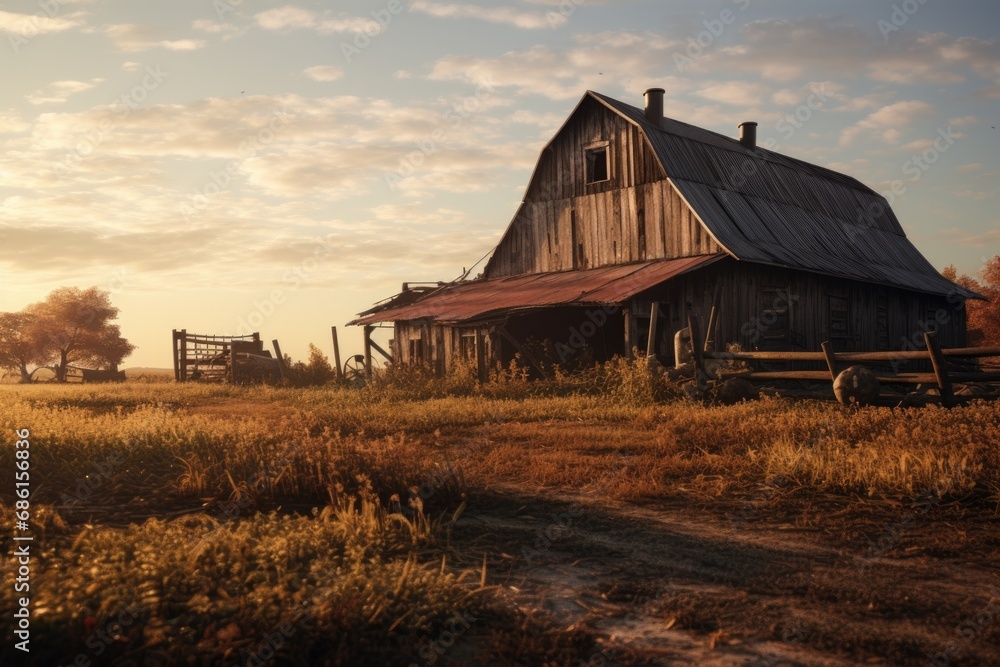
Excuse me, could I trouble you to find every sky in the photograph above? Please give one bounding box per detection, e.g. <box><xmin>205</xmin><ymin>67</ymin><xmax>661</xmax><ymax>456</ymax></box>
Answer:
<box><xmin>1</xmin><ymin>0</ymin><xmax>998</xmax><ymax>369</ymax></box>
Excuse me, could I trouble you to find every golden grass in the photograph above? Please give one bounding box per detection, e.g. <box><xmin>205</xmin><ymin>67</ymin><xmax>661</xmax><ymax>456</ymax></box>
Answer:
<box><xmin>1</xmin><ymin>378</ymin><xmax>998</xmax><ymax>664</ymax></box>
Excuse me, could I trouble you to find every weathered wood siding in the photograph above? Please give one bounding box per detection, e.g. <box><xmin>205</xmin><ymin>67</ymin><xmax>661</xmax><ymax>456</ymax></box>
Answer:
<box><xmin>632</xmin><ymin>260</ymin><xmax>968</xmax><ymax>360</ymax></box>
<box><xmin>486</xmin><ymin>97</ymin><xmax>720</xmax><ymax>278</ymax></box>
<box><xmin>393</xmin><ymin>320</ymin><xmax>492</xmax><ymax>376</ymax></box>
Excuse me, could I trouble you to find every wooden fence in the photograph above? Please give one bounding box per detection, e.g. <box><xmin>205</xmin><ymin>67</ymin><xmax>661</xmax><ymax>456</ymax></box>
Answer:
<box><xmin>172</xmin><ymin>329</ymin><xmax>263</xmax><ymax>382</ymax></box>
<box><xmin>693</xmin><ymin>321</ymin><xmax>1000</xmax><ymax>406</ymax></box>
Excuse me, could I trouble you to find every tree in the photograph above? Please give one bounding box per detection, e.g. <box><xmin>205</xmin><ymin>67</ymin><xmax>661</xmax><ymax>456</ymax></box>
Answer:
<box><xmin>26</xmin><ymin>287</ymin><xmax>136</xmax><ymax>382</ymax></box>
<box><xmin>942</xmin><ymin>255</ymin><xmax>1000</xmax><ymax>347</ymax></box>
<box><xmin>0</xmin><ymin>312</ymin><xmax>49</xmax><ymax>383</ymax></box>
<box><xmin>289</xmin><ymin>344</ymin><xmax>336</xmax><ymax>386</ymax></box>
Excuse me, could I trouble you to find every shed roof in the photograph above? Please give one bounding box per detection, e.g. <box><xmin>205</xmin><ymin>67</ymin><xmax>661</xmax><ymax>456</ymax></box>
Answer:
<box><xmin>349</xmin><ymin>254</ymin><xmax>724</xmax><ymax>325</ymax></box>
<box><xmin>580</xmin><ymin>91</ymin><xmax>978</xmax><ymax>299</ymax></box>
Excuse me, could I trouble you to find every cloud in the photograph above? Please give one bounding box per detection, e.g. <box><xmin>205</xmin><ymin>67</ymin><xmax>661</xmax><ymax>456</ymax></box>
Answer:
<box><xmin>428</xmin><ymin>32</ymin><xmax>681</xmax><ymax>99</ymax></box>
<box><xmin>0</xmin><ymin>10</ymin><xmax>82</xmax><ymax>36</ymax></box>
<box><xmin>695</xmin><ymin>81</ymin><xmax>768</xmax><ymax>107</ymax></box>
<box><xmin>951</xmin><ymin>228</ymin><xmax>1000</xmax><ymax>247</ymax></box>
<box><xmin>106</xmin><ymin>24</ymin><xmax>206</xmax><ymax>52</ymax></box>
<box><xmin>0</xmin><ymin>222</ymin><xmax>240</xmax><ymax>273</ymax></box>
<box><xmin>411</xmin><ymin>2</ymin><xmax>564</xmax><ymax>29</ymax></box>
<box><xmin>26</xmin><ymin>78</ymin><xmax>105</xmax><ymax>105</ymax></box>
<box><xmin>303</xmin><ymin>66</ymin><xmax>343</xmax><ymax>82</ymax></box>
<box><xmin>839</xmin><ymin>100</ymin><xmax>933</xmax><ymax>146</ymax></box>
<box><xmin>254</xmin><ymin>6</ymin><xmax>379</xmax><ymax>34</ymax></box>
<box><xmin>678</xmin><ymin>17</ymin><xmax>1000</xmax><ymax>93</ymax></box>
<box><xmin>192</xmin><ymin>18</ymin><xmax>246</xmax><ymax>40</ymax></box>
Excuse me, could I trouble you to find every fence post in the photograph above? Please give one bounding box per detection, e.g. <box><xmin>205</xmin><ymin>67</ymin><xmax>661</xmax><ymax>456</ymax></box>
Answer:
<box><xmin>646</xmin><ymin>302</ymin><xmax>660</xmax><ymax>358</ymax></box>
<box><xmin>272</xmin><ymin>340</ymin><xmax>288</xmax><ymax>381</ymax></box>
<box><xmin>821</xmin><ymin>341</ymin><xmax>839</xmax><ymax>382</ymax></box>
<box><xmin>363</xmin><ymin>325</ymin><xmax>374</xmax><ymax>382</ymax></box>
<box><xmin>924</xmin><ymin>332</ymin><xmax>955</xmax><ymax>408</ymax></box>
<box><xmin>331</xmin><ymin>326</ymin><xmax>343</xmax><ymax>381</ymax></box>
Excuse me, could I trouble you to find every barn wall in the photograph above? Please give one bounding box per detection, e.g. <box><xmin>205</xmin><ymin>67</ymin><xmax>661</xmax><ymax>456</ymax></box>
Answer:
<box><xmin>394</xmin><ymin>320</ymin><xmax>492</xmax><ymax>377</ymax></box>
<box><xmin>397</xmin><ymin>262</ymin><xmax>968</xmax><ymax>375</ymax></box>
<box><xmin>486</xmin><ymin>97</ymin><xmax>720</xmax><ymax>278</ymax></box>
<box><xmin>633</xmin><ymin>261</ymin><xmax>968</xmax><ymax>362</ymax></box>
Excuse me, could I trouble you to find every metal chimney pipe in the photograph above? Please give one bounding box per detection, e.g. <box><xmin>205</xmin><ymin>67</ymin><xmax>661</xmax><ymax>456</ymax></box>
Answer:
<box><xmin>739</xmin><ymin>121</ymin><xmax>758</xmax><ymax>149</ymax></box>
<box><xmin>644</xmin><ymin>88</ymin><xmax>665</xmax><ymax>126</ymax></box>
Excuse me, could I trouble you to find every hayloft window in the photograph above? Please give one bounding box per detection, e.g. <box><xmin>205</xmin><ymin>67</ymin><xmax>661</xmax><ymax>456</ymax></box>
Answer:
<box><xmin>585</xmin><ymin>141</ymin><xmax>609</xmax><ymax>184</ymax></box>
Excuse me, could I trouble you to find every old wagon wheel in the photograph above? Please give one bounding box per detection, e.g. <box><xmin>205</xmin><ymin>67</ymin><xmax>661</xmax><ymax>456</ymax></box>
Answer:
<box><xmin>343</xmin><ymin>355</ymin><xmax>368</xmax><ymax>387</ymax></box>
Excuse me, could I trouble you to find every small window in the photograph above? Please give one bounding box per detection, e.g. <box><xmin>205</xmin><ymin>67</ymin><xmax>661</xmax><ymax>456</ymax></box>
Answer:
<box><xmin>585</xmin><ymin>146</ymin><xmax>609</xmax><ymax>184</ymax></box>
<box><xmin>458</xmin><ymin>330</ymin><xmax>477</xmax><ymax>360</ymax></box>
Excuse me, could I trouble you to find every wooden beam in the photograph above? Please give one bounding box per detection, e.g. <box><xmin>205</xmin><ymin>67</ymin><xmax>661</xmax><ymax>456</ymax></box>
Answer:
<box><xmin>172</xmin><ymin>330</ymin><xmax>181</xmax><ymax>382</ymax></box>
<box><xmin>646</xmin><ymin>302</ymin><xmax>660</xmax><ymax>358</ymax></box>
<box><xmin>497</xmin><ymin>326</ymin><xmax>549</xmax><ymax>380</ymax></box>
<box><xmin>331</xmin><ymin>326</ymin><xmax>343</xmax><ymax>381</ymax></box>
<box><xmin>687</xmin><ymin>314</ymin><xmax>708</xmax><ymax>383</ymax></box>
<box><xmin>820</xmin><ymin>341</ymin><xmax>838</xmax><ymax>382</ymax></box>
<box><xmin>272</xmin><ymin>339</ymin><xmax>288</xmax><ymax>381</ymax></box>
<box><xmin>704</xmin><ymin>305</ymin><xmax>718</xmax><ymax>353</ymax></box>
<box><xmin>705</xmin><ymin>347</ymin><xmax>1000</xmax><ymax>363</ymax></box>
<box><xmin>924</xmin><ymin>332</ymin><xmax>955</xmax><ymax>408</ymax></box>
<box><xmin>179</xmin><ymin>329</ymin><xmax>188</xmax><ymax>382</ymax></box>
<box><xmin>476</xmin><ymin>329</ymin><xmax>488</xmax><ymax>383</ymax></box>
<box><xmin>363</xmin><ymin>325</ymin><xmax>374</xmax><ymax>382</ymax></box>
<box><xmin>706</xmin><ymin>280</ymin><xmax>722</xmax><ymax>353</ymax></box>
<box><xmin>369</xmin><ymin>338</ymin><xmax>393</xmax><ymax>363</ymax></box>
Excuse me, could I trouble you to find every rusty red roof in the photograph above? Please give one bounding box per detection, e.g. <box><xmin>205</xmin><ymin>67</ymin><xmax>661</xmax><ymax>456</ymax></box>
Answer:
<box><xmin>350</xmin><ymin>254</ymin><xmax>724</xmax><ymax>325</ymax></box>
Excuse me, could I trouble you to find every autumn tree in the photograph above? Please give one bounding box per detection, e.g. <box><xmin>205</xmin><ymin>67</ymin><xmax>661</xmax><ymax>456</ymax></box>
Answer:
<box><xmin>25</xmin><ymin>287</ymin><xmax>136</xmax><ymax>382</ymax></box>
<box><xmin>942</xmin><ymin>255</ymin><xmax>1000</xmax><ymax>347</ymax></box>
<box><xmin>0</xmin><ymin>312</ymin><xmax>49</xmax><ymax>383</ymax></box>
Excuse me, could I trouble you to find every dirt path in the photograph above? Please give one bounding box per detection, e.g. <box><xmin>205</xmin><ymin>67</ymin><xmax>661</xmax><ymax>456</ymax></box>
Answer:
<box><xmin>451</xmin><ymin>485</ymin><xmax>999</xmax><ymax>666</ymax></box>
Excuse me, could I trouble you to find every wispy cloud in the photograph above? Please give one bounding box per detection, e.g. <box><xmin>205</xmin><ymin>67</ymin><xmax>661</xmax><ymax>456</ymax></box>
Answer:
<box><xmin>411</xmin><ymin>1</ymin><xmax>564</xmax><ymax>29</ymax></box>
<box><xmin>254</xmin><ymin>6</ymin><xmax>379</xmax><ymax>34</ymax></box>
<box><xmin>0</xmin><ymin>9</ymin><xmax>83</xmax><ymax>36</ymax></box>
<box><xmin>106</xmin><ymin>24</ymin><xmax>206</xmax><ymax>52</ymax></box>
<box><xmin>839</xmin><ymin>100</ymin><xmax>934</xmax><ymax>146</ymax></box>
<box><xmin>26</xmin><ymin>78</ymin><xmax>105</xmax><ymax>105</ymax></box>
<box><xmin>303</xmin><ymin>66</ymin><xmax>343</xmax><ymax>82</ymax></box>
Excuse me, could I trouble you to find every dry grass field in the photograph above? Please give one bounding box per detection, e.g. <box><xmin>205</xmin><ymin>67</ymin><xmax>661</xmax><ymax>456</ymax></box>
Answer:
<box><xmin>1</xmin><ymin>369</ymin><xmax>998</xmax><ymax>665</ymax></box>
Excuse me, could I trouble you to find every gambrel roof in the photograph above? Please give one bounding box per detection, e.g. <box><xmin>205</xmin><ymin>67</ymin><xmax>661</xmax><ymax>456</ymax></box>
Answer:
<box><xmin>584</xmin><ymin>91</ymin><xmax>977</xmax><ymax>299</ymax></box>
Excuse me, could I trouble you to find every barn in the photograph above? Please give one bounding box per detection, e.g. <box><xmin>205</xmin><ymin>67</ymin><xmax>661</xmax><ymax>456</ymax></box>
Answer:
<box><xmin>351</xmin><ymin>88</ymin><xmax>978</xmax><ymax>378</ymax></box>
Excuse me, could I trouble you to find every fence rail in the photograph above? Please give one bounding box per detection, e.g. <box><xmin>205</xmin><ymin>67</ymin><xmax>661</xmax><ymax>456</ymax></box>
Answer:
<box><xmin>700</xmin><ymin>332</ymin><xmax>1000</xmax><ymax>407</ymax></box>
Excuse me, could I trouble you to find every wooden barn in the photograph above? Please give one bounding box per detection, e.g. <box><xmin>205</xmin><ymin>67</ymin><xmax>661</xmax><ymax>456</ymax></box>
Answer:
<box><xmin>351</xmin><ymin>88</ymin><xmax>979</xmax><ymax>377</ymax></box>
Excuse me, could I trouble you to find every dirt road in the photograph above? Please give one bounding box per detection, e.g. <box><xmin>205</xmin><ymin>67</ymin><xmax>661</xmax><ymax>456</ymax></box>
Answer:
<box><xmin>452</xmin><ymin>485</ymin><xmax>999</xmax><ymax>666</ymax></box>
